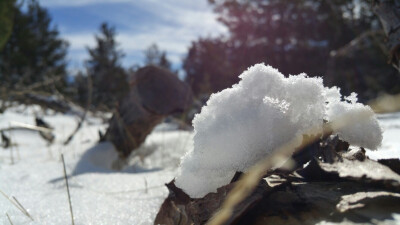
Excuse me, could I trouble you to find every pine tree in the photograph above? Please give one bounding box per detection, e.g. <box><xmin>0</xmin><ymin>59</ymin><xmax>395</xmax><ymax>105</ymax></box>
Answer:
<box><xmin>143</xmin><ymin>43</ymin><xmax>173</xmax><ymax>71</ymax></box>
<box><xmin>159</xmin><ymin>52</ymin><xmax>172</xmax><ymax>71</ymax></box>
<box><xmin>184</xmin><ymin>0</ymin><xmax>390</xmax><ymax>100</ymax></box>
<box><xmin>0</xmin><ymin>0</ymin><xmax>15</xmax><ymax>50</ymax></box>
<box><xmin>0</xmin><ymin>0</ymin><xmax>68</xmax><ymax>92</ymax></box>
<box><xmin>85</xmin><ymin>22</ymin><xmax>129</xmax><ymax>110</ymax></box>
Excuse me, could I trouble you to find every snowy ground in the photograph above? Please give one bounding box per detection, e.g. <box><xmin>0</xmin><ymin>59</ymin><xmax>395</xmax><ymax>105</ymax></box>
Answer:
<box><xmin>366</xmin><ymin>112</ymin><xmax>400</xmax><ymax>160</ymax></box>
<box><xmin>0</xmin><ymin>105</ymin><xmax>399</xmax><ymax>225</ymax></box>
<box><xmin>0</xmin><ymin>105</ymin><xmax>192</xmax><ymax>225</ymax></box>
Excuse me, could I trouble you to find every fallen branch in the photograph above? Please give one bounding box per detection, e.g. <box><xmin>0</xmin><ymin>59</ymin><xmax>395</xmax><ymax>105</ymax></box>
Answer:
<box><xmin>7</xmin><ymin>121</ymin><xmax>53</xmax><ymax>133</ymax></box>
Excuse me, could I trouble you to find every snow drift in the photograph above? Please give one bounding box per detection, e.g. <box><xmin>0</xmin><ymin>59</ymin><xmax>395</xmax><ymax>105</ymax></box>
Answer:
<box><xmin>175</xmin><ymin>63</ymin><xmax>383</xmax><ymax>198</ymax></box>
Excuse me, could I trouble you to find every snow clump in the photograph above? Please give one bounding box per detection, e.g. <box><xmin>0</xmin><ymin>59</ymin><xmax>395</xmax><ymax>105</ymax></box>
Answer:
<box><xmin>175</xmin><ymin>63</ymin><xmax>382</xmax><ymax>198</ymax></box>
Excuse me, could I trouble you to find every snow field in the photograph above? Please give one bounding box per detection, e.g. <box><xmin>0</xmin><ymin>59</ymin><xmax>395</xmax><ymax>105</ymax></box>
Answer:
<box><xmin>0</xmin><ymin>105</ymin><xmax>193</xmax><ymax>225</ymax></box>
<box><xmin>1</xmin><ymin>63</ymin><xmax>399</xmax><ymax>222</ymax></box>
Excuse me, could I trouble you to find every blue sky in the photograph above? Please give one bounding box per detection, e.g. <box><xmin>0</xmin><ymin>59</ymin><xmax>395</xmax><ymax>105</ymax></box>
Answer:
<box><xmin>37</xmin><ymin>0</ymin><xmax>228</xmax><ymax>74</ymax></box>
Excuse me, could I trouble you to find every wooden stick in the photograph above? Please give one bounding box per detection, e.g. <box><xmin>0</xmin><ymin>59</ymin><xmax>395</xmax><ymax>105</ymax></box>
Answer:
<box><xmin>61</xmin><ymin>154</ymin><xmax>75</xmax><ymax>225</ymax></box>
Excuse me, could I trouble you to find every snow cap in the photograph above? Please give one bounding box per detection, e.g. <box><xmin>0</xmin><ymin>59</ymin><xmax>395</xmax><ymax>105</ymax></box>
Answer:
<box><xmin>175</xmin><ymin>63</ymin><xmax>382</xmax><ymax>198</ymax></box>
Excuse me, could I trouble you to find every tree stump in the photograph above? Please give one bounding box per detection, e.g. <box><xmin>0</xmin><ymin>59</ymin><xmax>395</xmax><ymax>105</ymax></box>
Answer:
<box><xmin>104</xmin><ymin>65</ymin><xmax>192</xmax><ymax>164</ymax></box>
<box><xmin>154</xmin><ymin>138</ymin><xmax>400</xmax><ymax>225</ymax></box>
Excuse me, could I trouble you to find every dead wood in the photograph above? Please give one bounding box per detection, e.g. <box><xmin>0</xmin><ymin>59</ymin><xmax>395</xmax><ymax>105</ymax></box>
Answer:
<box><xmin>155</xmin><ymin>179</ymin><xmax>271</xmax><ymax>225</ymax></box>
<box><xmin>378</xmin><ymin>158</ymin><xmax>400</xmax><ymax>175</ymax></box>
<box><xmin>104</xmin><ymin>65</ymin><xmax>192</xmax><ymax>160</ymax></box>
<box><xmin>155</xmin><ymin>136</ymin><xmax>400</xmax><ymax>225</ymax></box>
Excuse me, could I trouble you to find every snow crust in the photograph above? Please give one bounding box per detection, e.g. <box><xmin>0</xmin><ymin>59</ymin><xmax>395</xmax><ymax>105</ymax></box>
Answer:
<box><xmin>175</xmin><ymin>63</ymin><xmax>383</xmax><ymax>198</ymax></box>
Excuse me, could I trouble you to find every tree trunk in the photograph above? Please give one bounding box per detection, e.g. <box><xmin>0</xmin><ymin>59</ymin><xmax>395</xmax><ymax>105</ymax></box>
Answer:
<box><xmin>373</xmin><ymin>0</ymin><xmax>400</xmax><ymax>70</ymax></box>
<box><xmin>104</xmin><ymin>65</ymin><xmax>192</xmax><ymax>162</ymax></box>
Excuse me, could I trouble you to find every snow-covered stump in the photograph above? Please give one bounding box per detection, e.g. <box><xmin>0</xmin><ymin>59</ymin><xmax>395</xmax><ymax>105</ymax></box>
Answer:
<box><xmin>155</xmin><ymin>64</ymin><xmax>392</xmax><ymax>225</ymax></box>
<box><xmin>155</xmin><ymin>138</ymin><xmax>400</xmax><ymax>225</ymax></box>
<box><xmin>174</xmin><ymin>64</ymin><xmax>382</xmax><ymax>198</ymax></box>
<box><xmin>104</xmin><ymin>65</ymin><xmax>192</xmax><ymax>166</ymax></box>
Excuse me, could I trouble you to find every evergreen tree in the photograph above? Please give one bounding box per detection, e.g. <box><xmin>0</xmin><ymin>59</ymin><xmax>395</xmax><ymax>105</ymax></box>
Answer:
<box><xmin>85</xmin><ymin>22</ymin><xmax>129</xmax><ymax>110</ymax></box>
<box><xmin>159</xmin><ymin>52</ymin><xmax>172</xmax><ymax>71</ymax></box>
<box><xmin>0</xmin><ymin>0</ymin><xmax>68</xmax><ymax>92</ymax></box>
<box><xmin>184</xmin><ymin>0</ymin><xmax>396</xmax><ymax>100</ymax></box>
<box><xmin>143</xmin><ymin>43</ymin><xmax>172</xmax><ymax>71</ymax></box>
<box><xmin>144</xmin><ymin>43</ymin><xmax>160</xmax><ymax>66</ymax></box>
<box><xmin>0</xmin><ymin>0</ymin><xmax>15</xmax><ymax>50</ymax></box>
<box><xmin>73</xmin><ymin>71</ymin><xmax>89</xmax><ymax>106</ymax></box>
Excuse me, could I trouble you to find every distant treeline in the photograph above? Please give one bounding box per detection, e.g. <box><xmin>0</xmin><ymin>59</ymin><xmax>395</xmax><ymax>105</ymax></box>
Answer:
<box><xmin>185</xmin><ymin>0</ymin><xmax>400</xmax><ymax>102</ymax></box>
<box><xmin>0</xmin><ymin>0</ymin><xmax>399</xmax><ymax>112</ymax></box>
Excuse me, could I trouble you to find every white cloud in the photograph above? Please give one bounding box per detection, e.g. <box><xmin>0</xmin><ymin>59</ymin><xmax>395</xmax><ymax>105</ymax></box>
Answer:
<box><xmin>38</xmin><ymin>0</ymin><xmax>131</xmax><ymax>7</ymax></box>
<box><xmin>64</xmin><ymin>33</ymin><xmax>94</xmax><ymax>50</ymax></box>
<box><xmin>64</xmin><ymin>24</ymin><xmax>197</xmax><ymax>65</ymax></box>
<box><xmin>39</xmin><ymin>0</ymin><xmax>228</xmax><ymax>68</ymax></box>
<box><xmin>40</xmin><ymin>0</ymin><xmax>212</xmax><ymax>10</ymax></box>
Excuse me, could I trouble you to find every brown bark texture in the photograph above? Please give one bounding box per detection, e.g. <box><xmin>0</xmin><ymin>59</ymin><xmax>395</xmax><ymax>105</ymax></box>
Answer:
<box><xmin>155</xmin><ymin>136</ymin><xmax>400</xmax><ymax>225</ymax></box>
<box><xmin>373</xmin><ymin>0</ymin><xmax>400</xmax><ymax>68</ymax></box>
<box><xmin>104</xmin><ymin>65</ymin><xmax>192</xmax><ymax>159</ymax></box>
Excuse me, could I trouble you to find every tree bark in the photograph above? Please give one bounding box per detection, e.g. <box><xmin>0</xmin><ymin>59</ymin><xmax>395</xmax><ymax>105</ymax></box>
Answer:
<box><xmin>373</xmin><ymin>0</ymin><xmax>400</xmax><ymax>70</ymax></box>
<box><xmin>104</xmin><ymin>65</ymin><xmax>192</xmax><ymax>161</ymax></box>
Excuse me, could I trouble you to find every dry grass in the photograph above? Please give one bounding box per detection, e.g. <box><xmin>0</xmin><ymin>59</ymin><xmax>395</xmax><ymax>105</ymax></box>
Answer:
<box><xmin>61</xmin><ymin>154</ymin><xmax>75</xmax><ymax>225</ymax></box>
<box><xmin>0</xmin><ymin>189</ymin><xmax>33</xmax><ymax>221</ymax></box>
<box><xmin>6</xmin><ymin>213</ymin><xmax>13</xmax><ymax>225</ymax></box>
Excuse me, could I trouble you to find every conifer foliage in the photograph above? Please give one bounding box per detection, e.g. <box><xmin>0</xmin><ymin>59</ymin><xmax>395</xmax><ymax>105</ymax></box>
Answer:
<box><xmin>84</xmin><ymin>23</ymin><xmax>130</xmax><ymax>110</ymax></box>
<box><xmin>0</xmin><ymin>0</ymin><xmax>68</xmax><ymax>92</ymax></box>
